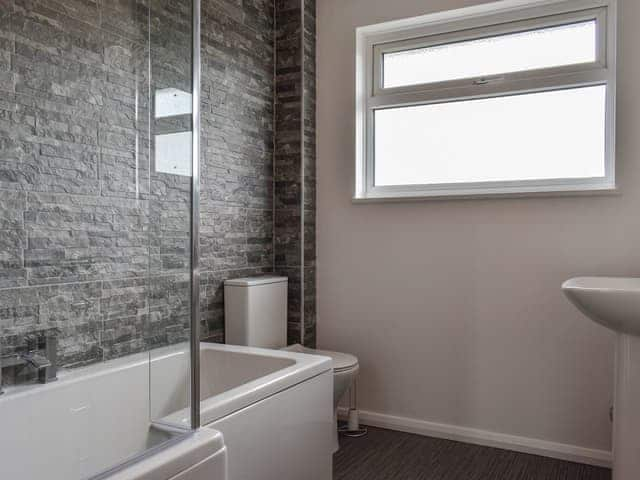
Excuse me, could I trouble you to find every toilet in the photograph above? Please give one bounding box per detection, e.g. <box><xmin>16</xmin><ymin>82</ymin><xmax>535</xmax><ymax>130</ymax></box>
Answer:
<box><xmin>224</xmin><ymin>275</ymin><xmax>359</xmax><ymax>447</ymax></box>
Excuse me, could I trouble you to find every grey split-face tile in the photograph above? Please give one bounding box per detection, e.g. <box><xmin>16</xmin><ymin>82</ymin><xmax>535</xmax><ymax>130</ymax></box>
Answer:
<box><xmin>0</xmin><ymin>0</ymin><xmax>318</xmax><ymax>381</ymax></box>
<box><xmin>274</xmin><ymin>0</ymin><xmax>316</xmax><ymax>346</ymax></box>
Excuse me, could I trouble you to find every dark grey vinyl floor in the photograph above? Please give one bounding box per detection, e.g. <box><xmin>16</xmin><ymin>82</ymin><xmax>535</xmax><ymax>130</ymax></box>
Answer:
<box><xmin>333</xmin><ymin>426</ymin><xmax>611</xmax><ymax>480</ymax></box>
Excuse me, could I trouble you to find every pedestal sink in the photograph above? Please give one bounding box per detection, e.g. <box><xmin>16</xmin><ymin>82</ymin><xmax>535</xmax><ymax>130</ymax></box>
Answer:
<box><xmin>562</xmin><ymin>277</ymin><xmax>640</xmax><ymax>480</ymax></box>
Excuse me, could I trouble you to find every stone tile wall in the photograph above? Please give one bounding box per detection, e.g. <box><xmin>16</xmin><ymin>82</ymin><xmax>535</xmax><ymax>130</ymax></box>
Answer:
<box><xmin>274</xmin><ymin>0</ymin><xmax>316</xmax><ymax>347</ymax></box>
<box><xmin>0</xmin><ymin>0</ymin><xmax>317</xmax><ymax>379</ymax></box>
<box><xmin>198</xmin><ymin>0</ymin><xmax>276</xmax><ymax>343</ymax></box>
<box><xmin>0</xmin><ymin>0</ymin><xmax>193</xmax><ymax>377</ymax></box>
<box><xmin>199</xmin><ymin>0</ymin><xmax>317</xmax><ymax>348</ymax></box>
<box><xmin>302</xmin><ymin>0</ymin><xmax>316</xmax><ymax>348</ymax></box>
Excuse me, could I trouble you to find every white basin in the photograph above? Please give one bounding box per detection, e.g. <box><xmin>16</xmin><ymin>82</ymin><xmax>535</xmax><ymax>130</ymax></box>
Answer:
<box><xmin>562</xmin><ymin>277</ymin><xmax>640</xmax><ymax>335</ymax></box>
<box><xmin>562</xmin><ymin>276</ymin><xmax>640</xmax><ymax>480</ymax></box>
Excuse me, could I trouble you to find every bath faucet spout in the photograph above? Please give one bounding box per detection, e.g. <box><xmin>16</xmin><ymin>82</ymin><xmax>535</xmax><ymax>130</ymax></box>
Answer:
<box><xmin>20</xmin><ymin>352</ymin><xmax>52</xmax><ymax>370</ymax></box>
<box><xmin>0</xmin><ymin>332</ymin><xmax>59</xmax><ymax>388</ymax></box>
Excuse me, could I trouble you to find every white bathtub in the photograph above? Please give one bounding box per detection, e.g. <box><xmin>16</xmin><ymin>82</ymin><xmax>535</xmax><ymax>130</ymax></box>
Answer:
<box><xmin>164</xmin><ymin>343</ymin><xmax>335</xmax><ymax>480</ymax></box>
<box><xmin>0</xmin><ymin>342</ymin><xmax>333</xmax><ymax>480</ymax></box>
<box><xmin>0</xmin><ymin>347</ymin><xmax>196</xmax><ymax>480</ymax></box>
<box><xmin>104</xmin><ymin>429</ymin><xmax>227</xmax><ymax>480</ymax></box>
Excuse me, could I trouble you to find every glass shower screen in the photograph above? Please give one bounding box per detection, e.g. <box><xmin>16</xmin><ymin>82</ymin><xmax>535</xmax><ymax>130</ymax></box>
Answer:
<box><xmin>0</xmin><ymin>0</ymin><xmax>198</xmax><ymax>478</ymax></box>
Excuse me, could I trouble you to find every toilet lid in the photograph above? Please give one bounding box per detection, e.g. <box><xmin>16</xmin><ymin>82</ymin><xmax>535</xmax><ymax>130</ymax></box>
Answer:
<box><xmin>284</xmin><ymin>344</ymin><xmax>358</xmax><ymax>372</ymax></box>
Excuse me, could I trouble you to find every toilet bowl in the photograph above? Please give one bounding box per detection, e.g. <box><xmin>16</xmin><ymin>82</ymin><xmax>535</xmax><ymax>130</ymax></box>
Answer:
<box><xmin>283</xmin><ymin>344</ymin><xmax>359</xmax><ymax>408</ymax></box>
<box><xmin>224</xmin><ymin>275</ymin><xmax>359</xmax><ymax>449</ymax></box>
<box><xmin>283</xmin><ymin>344</ymin><xmax>359</xmax><ymax>452</ymax></box>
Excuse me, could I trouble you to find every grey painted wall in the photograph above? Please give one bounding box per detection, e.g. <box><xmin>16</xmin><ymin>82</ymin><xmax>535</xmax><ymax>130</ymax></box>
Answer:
<box><xmin>316</xmin><ymin>0</ymin><xmax>629</xmax><ymax>453</ymax></box>
<box><xmin>0</xmin><ymin>0</ymin><xmax>316</xmax><ymax>381</ymax></box>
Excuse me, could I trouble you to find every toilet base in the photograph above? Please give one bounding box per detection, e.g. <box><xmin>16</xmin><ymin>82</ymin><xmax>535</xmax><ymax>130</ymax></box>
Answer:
<box><xmin>333</xmin><ymin>411</ymin><xmax>340</xmax><ymax>452</ymax></box>
<box><xmin>334</xmin><ymin>409</ymin><xmax>368</xmax><ymax>452</ymax></box>
<box><xmin>338</xmin><ymin>407</ymin><xmax>367</xmax><ymax>438</ymax></box>
<box><xmin>338</xmin><ymin>408</ymin><xmax>367</xmax><ymax>438</ymax></box>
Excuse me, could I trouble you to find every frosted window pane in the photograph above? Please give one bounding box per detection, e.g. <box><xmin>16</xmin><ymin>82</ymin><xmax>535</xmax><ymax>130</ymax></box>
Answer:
<box><xmin>383</xmin><ymin>21</ymin><xmax>597</xmax><ymax>88</ymax></box>
<box><xmin>374</xmin><ymin>86</ymin><xmax>606</xmax><ymax>186</ymax></box>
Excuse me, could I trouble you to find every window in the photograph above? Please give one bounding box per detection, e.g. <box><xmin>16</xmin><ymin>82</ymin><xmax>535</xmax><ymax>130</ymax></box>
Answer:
<box><xmin>355</xmin><ymin>0</ymin><xmax>617</xmax><ymax>200</ymax></box>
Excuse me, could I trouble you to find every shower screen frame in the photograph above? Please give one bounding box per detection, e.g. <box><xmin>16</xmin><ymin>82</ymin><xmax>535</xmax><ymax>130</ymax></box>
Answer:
<box><xmin>189</xmin><ymin>0</ymin><xmax>202</xmax><ymax>431</ymax></box>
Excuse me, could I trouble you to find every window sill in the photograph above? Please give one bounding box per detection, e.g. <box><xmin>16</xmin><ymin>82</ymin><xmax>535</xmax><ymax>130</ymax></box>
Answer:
<box><xmin>352</xmin><ymin>185</ymin><xmax>620</xmax><ymax>203</ymax></box>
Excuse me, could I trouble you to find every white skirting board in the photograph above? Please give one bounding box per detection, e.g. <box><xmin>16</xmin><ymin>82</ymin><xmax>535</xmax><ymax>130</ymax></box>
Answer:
<box><xmin>337</xmin><ymin>408</ymin><xmax>611</xmax><ymax>468</ymax></box>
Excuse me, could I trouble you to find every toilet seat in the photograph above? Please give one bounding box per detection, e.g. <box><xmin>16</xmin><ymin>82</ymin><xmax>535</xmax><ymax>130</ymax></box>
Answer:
<box><xmin>284</xmin><ymin>344</ymin><xmax>358</xmax><ymax>372</ymax></box>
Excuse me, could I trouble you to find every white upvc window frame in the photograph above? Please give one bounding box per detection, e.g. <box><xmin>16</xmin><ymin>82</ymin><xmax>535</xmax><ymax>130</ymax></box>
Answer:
<box><xmin>354</xmin><ymin>0</ymin><xmax>617</xmax><ymax>201</ymax></box>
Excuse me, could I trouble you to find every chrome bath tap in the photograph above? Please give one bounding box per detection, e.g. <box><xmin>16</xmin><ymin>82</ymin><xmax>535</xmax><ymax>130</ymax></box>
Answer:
<box><xmin>0</xmin><ymin>333</ymin><xmax>58</xmax><ymax>394</ymax></box>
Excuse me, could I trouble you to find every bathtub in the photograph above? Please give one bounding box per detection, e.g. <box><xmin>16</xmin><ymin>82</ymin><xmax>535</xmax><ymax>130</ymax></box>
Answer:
<box><xmin>161</xmin><ymin>343</ymin><xmax>335</xmax><ymax>480</ymax></box>
<box><xmin>0</xmin><ymin>342</ymin><xmax>333</xmax><ymax>480</ymax></box>
<box><xmin>103</xmin><ymin>429</ymin><xmax>227</xmax><ymax>480</ymax></box>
